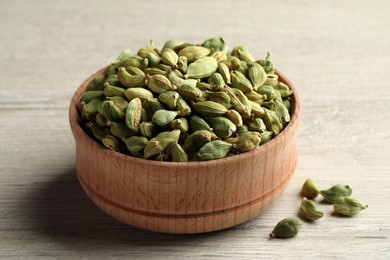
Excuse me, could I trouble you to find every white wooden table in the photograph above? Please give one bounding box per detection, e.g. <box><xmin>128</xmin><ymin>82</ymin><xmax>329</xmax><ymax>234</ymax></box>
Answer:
<box><xmin>1</xmin><ymin>0</ymin><xmax>389</xmax><ymax>258</ymax></box>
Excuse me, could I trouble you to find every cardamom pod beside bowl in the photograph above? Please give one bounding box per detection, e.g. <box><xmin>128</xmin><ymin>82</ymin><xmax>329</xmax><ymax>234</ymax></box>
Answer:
<box><xmin>69</xmin><ymin>65</ymin><xmax>301</xmax><ymax>234</ymax></box>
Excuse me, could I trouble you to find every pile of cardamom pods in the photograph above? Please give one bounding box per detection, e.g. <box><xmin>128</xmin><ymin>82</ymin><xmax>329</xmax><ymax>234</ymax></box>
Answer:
<box><xmin>79</xmin><ymin>37</ymin><xmax>293</xmax><ymax>162</ymax></box>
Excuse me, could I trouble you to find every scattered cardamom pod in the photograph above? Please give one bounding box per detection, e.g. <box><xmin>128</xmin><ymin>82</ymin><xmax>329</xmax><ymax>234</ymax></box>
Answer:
<box><xmin>300</xmin><ymin>197</ymin><xmax>324</xmax><ymax>221</ymax></box>
<box><xmin>270</xmin><ymin>217</ymin><xmax>302</xmax><ymax>238</ymax></box>
<box><xmin>333</xmin><ymin>196</ymin><xmax>368</xmax><ymax>216</ymax></box>
<box><xmin>320</xmin><ymin>184</ymin><xmax>353</xmax><ymax>203</ymax></box>
<box><xmin>301</xmin><ymin>178</ymin><xmax>320</xmax><ymax>198</ymax></box>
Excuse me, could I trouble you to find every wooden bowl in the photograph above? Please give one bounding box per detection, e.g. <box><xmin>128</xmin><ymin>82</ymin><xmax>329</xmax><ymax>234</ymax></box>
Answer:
<box><xmin>69</xmin><ymin>68</ymin><xmax>301</xmax><ymax>234</ymax></box>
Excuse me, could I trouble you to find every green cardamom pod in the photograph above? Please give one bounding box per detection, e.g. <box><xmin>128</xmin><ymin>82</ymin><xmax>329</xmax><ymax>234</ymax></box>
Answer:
<box><xmin>81</xmin><ymin>98</ymin><xmax>102</xmax><ymax>122</ymax></box>
<box><xmin>193</xmin><ymin>101</ymin><xmax>228</xmax><ymax>116</ymax></box>
<box><xmin>198</xmin><ymin>140</ymin><xmax>233</xmax><ymax>161</ymax></box>
<box><xmin>124</xmin><ymin>97</ymin><xmax>142</xmax><ymax>131</ymax></box>
<box><xmin>146</xmin><ymin>74</ymin><xmax>175</xmax><ymax>94</ymax></box>
<box><xmin>256</xmin><ymin>85</ymin><xmax>275</xmax><ymax>101</ymax></box>
<box><xmin>264</xmin><ymin>74</ymin><xmax>279</xmax><ymax>87</ymax></box>
<box><xmin>80</xmin><ymin>90</ymin><xmax>104</xmax><ymax>103</ymax></box>
<box><xmin>220</xmin><ymin>57</ymin><xmax>241</xmax><ymax>70</ymax></box>
<box><xmin>101</xmin><ymin>100</ymin><xmax>125</xmax><ymax>122</ymax></box>
<box><xmin>139</xmin><ymin>121</ymin><xmax>155</xmax><ymax>138</ymax></box>
<box><xmin>86</xmin><ymin>75</ymin><xmax>106</xmax><ymax>91</ymax></box>
<box><xmin>161</xmin><ymin>48</ymin><xmax>178</xmax><ymax>68</ymax></box>
<box><xmin>104</xmin><ymin>74</ymin><xmax>122</xmax><ymax>87</ymax></box>
<box><xmin>260</xmin><ymin>131</ymin><xmax>273</xmax><ymax>145</ymax></box>
<box><xmin>186</xmin><ymin>56</ymin><xmax>218</xmax><ymax>79</ymax></box>
<box><xmin>108</xmin><ymin>96</ymin><xmax>128</xmax><ymax>111</ymax></box>
<box><xmin>145</xmin><ymin>52</ymin><xmax>161</xmax><ymax>67</ymax></box>
<box><xmin>189</xmin><ymin>115</ymin><xmax>213</xmax><ymax>132</ymax></box>
<box><xmin>274</xmin><ymin>99</ymin><xmax>291</xmax><ymax>123</ymax></box>
<box><xmin>202</xmin><ymin>36</ymin><xmax>227</xmax><ymax>52</ymax></box>
<box><xmin>225</xmin><ymin>109</ymin><xmax>243</xmax><ymax>126</ymax></box>
<box><xmin>170</xmin><ymin>118</ymin><xmax>189</xmax><ymax>133</ymax></box>
<box><xmin>143</xmin><ymin>67</ymin><xmax>167</xmax><ymax>76</ymax></box>
<box><xmin>102</xmin><ymin>135</ymin><xmax>119</xmax><ymax>151</ymax></box>
<box><xmin>123</xmin><ymin>136</ymin><xmax>148</xmax><ymax>156</ymax></box>
<box><xmin>256</xmin><ymin>52</ymin><xmax>274</xmax><ymax>73</ymax></box>
<box><xmin>300</xmin><ymin>197</ymin><xmax>324</xmax><ymax>221</ymax></box>
<box><xmin>152</xmin><ymin>109</ymin><xmax>179</xmax><ymax>126</ymax></box>
<box><xmin>269</xmin><ymin>217</ymin><xmax>302</xmax><ymax>238</ymax></box>
<box><xmin>236</xmin><ymin>124</ymin><xmax>249</xmax><ymax>133</ymax></box>
<box><xmin>171</xmin><ymin>142</ymin><xmax>188</xmax><ymax>162</ymax></box>
<box><xmin>196</xmin><ymin>82</ymin><xmax>215</xmax><ymax>91</ymax></box>
<box><xmin>167</xmin><ymin>70</ymin><xmax>198</xmax><ymax>88</ymax></box>
<box><xmin>274</xmin><ymin>82</ymin><xmax>293</xmax><ymax>98</ymax></box>
<box><xmin>95</xmin><ymin>113</ymin><xmax>111</xmax><ymax>128</ymax></box>
<box><xmin>333</xmin><ymin>196</ymin><xmax>368</xmax><ymax>216</ymax></box>
<box><xmin>103</xmin><ymin>82</ymin><xmax>125</xmax><ymax>97</ymax></box>
<box><xmin>263</xmin><ymin>108</ymin><xmax>283</xmax><ymax>136</ymax></box>
<box><xmin>117</xmin><ymin>67</ymin><xmax>146</xmax><ymax>88</ymax></box>
<box><xmin>182</xmin><ymin>130</ymin><xmax>213</xmax><ymax>153</ymax></box>
<box><xmin>225</xmin><ymin>131</ymin><xmax>261</xmax><ymax>152</ymax></box>
<box><xmin>206</xmin><ymin>91</ymin><xmax>232</xmax><ymax>109</ymax></box>
<box><xmin>112</xmin><ymin>56</ymin><xmax>144</xmax><ymax>69</ymax></box>
<box><xmin>143</xmin><ymin>129</ymin><xmax>180</xmax><ymax>159</ymax></box>
<box><xmin>177</xmin><ymin>84</ymin><xmax>203</xmax><ymax>102</ymax></box>
<box><xmin>248</xmin><ymin>118</ymin><xmax>267</xmax><ymax>132</ymax></box>
<box><xmin>208</xmin><ymin>72</ymin><xmax>225</xmax><ymax>88</ymax></box>
<box><xmin>178</xmin><ymin>45</ymin><xmax>211</xmax><ymax>62</ymax></box>
<box><xmin>206</xmin><ymin>116</ymin><xmax>237</xmax><ymax>139</ymax></box>
<box><xmin>114</xmin><ymin>49</ymin><xmax>134</xmax><ymax>63</ymax></box>
<box><xmin>237</xmin><ymin>49</ymin><xmax>256</xmax><ymax>64</ymax></box>
<box><xmin>162</xmin><ymin>39</ymin><xmax>184</xmax><ymax>50</ymax></box>
<box><xmin>231</xmin><ymin>70</ymin><xmax>253</xmax><ymax>93</ymax></box>
<box><xmin>320</xmin><ymin>184</ymin><xmax>353</xmax><ymax>203</ymax></box>
<box><xmin>301</xmin><ymin>178</ymin><xmax>319</xmax><ymax>199</ymax></box>
<box><xmin>217</xmin><ymin>62</ymin><xmax>231</xmax><ymax>84</ymax></box>
<box><xmin>158</xmin><ymin>91</ymin><xmax>180</xmax><ymax>110</ymax></box>
<box><xmin>110</xmin><ymin>122</ymin><xmax>135</xmax><ymax>140</ymax></box>
<box><xmin>248</xmin><ymin>63</ymin><xmax>267</xmax><ymax>89</ymax></box>
<box><xmin>176</xmin><ymin>97</ymin><xmax>192</xmax><ymax>117</ymax></box>
<box><xmin>245</xmin><ymin>91</ymin><xmax>265</xmax><ymax>104</ymax></box>
<box><xmin>177</xmin><ymin>56</ymin><xmax>188</xmax><ymax>73</ymax></box>
<box><xmin>226</xmin><ymin>87</ymin><xmax>251</xmax><ymax>118</ymax></box>
<box><xmin>105</xmin><ymin>65</ymin><xmax>117</xmax><ymax>76</ymax></box>
<box><xmin>124</xmin><ymin>87</ymin><xmax>154</xmax><ymax>101</ymax></box>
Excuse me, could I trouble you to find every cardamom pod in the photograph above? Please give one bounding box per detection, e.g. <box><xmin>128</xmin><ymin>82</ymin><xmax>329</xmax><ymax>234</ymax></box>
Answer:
<box><xmin>178</xmin><ymin>45</ymin><xmax>211</xmax><ymax>62</ymax></box>
<box><xmin>248</xmin><ymin>63</ymin><xmax>267</xmax><ymax>89</ymax></box>
<box><xmin>146</xmin><ymin>52</ymin><xmax>161</xmax><ymax>67</ymax></box>
<box><xmin>202</xmin><ymin>36</ymin><xmax>227</xmax><ymax>52</ymax></box>
<box><xmin>263</xmin><ymin>108</ymin><xmax>283</xmax><ymax>135</ymax></box>
<box><xmin>320</xmin><ymin>184</ymin><xmax>353</xmax><ymax>203</ymax></box>
<box><xmin>158</xmin><ymin>91</ymin><xmax>180</xmax><ymax>110</ymax></box>
<box><xmin>226</xmin><ymin>87</ymin><xmax>251</xmax><ymax>118</ymax></box>
<box><xmin>220</xmin><ymin>56</ymin><xmax>241</xmax><ymax>70</ymax></box>
<box><xmin>256</xmin><ymin>52</ymin><xmax>274</xmax><ymax>73</ymax></box>
<box><xmin>256</xmin><ymin>85</ymin><xmax>275</xmax><ymax>101</ymax></box>
<box><xmin>176</xmin><ymin>97</ymin><xmax>192</xmax><ymax>117</ymax></box>
<box><xmin>206</xmin><ymin>116</ymin><xmax>237</xmax><ymax>138</ymax></box>
<box><xmin>248</xmin><ymin>118</ymin><xmax>266</xmax><ymax>132</ymax></box>
<box><xmin>245</xmin><ymin>91</ymin><xmax>265</xmax><ymax>104</ymax></box>
<box><xmin>189</xmin><ymin>115</ymin><xmax>213</xmax><ymax>132</ymax></box>
<box><xmin>139</xmin><ymin>121</ymin><xmax>155</xmax><ymax>138</ymax></box>
<box><xmin>264</xmin><ymin>74</ymin><xmax>279</xmax><ymax>87</ymax></box>
<box><xmin>300</xmin><ymin>197</ymin><xmax>323</xmax><ymax>221</ymax></box>
<box><xmin>186</xmin><ymin>56</ymin><xmax>218</xmax><ymax>79</ymax></box>
<box><xmin>143</xmin><ymin>129</ymin><xmax>180</xmax><ymax>158</ymax></box>
<box><xmin>171</xmin><ymin>142</ymin><xmax>188</xmax><ymax>162</ymax></box>
<box><xmin>198</xmin><ymin>140</ymin><xmax>233</xmax><ymax>161</ymax></box>
<box><xmin>103</xmin><ymin>82</ymin><xmax>126</xmax><ymax>97</ymax></box>
<box><xmin>152</xmin><ymin>109</ymin><xmax>179</xmax><ymax>126</ymax></box>
<box><xmin>231</xmin><ymin>70</ymin><xmax>253</xmax><ymax>93</ymax></box>
<box><xmin>269</xmin><ymin>217</ymin><xmax>302</xmax><ymax>238</ymax></box>
<box><xmin>225</xmin><ymin>131</ymin><xmax>261</xmax><ymax>152</ymax></box>
<box><xmin>182</xmin><ymin>130</ymin><xmax>213</xmax><ymax>153</ymax></box>
<box><xmin>260</xmin><ymin>131</ymin><xmax>274</xmax><ymax>145</ymax></box>
<box><xmin>301</xmin><ymin>178</ymin><xmax>319</xmax><ymax>199</ymax></box>
<box><xmin>208</xmin><ymin>72</ymin><xmax>225</xmax><ymax>88</ymax></box>
<box><xmin>123</xmin><ymin>136</ymin><xmax>148</xmax><ymax>156</ymax></box>
<box><xmin>225</xmin><ymin>109</ymin><xmax>243</xmax><ymax>126</ymax></box>
<box><xmin>333</xmin><ymin>196</ymin><xmax>368</xmax><ymax>216</ymax></box>
<box><xmin>80</xmin><ymin>90</ymin><xmax>104</xmax><ymax>103</ymax></box>
<box><xmin>102</xmin><ymin>135</ymin><xmax>119</xmax><ymax>151</ymax></box>
<box><xmin>86</xmin><ymin>75</ymin><xmax>106</xmax><ymax>91</ymax></box>
<box><xmin>217</xmin><ymin>62</ymin><xmax>231</xmax><ymax>84</ymax></box>
<box><xmin>110</xmin><ymin>122</ymin><xmax>135</xmax><ymax>140</ymax></box>
<box><xmin>170</xmin><ymin>118</ymin><xmax>189</xmax><ymax>133</ymax></box>
<box><xmin>117</xmin><ymin>67</ymin><xmax>146</xmax><ymax>88</ymax></box>
<box><xmin>177</xmin><ymin>56</ymin><xmax>188</xmax><ymax>73</ymax></box>
<box><xmin>125</xmin><ymin>97</ymin><xmax>142</xmax><ymax>131</ymax></box>
<box><xmin>146</xmin><ymin>74</ymin><xmax>175</xmax><ymax>94</ymax></box>
<box><xmin>162</xmin><ymin>39</ymin><xmax>184</xmax><ymax>50</ymax></box>
<box><xmin>193</xmin><ymin>101</ymin><xmax>228</xmax><ymax>116</ymax></box>
<box><xmin>85</xmin><ymin>122</ymin><xmax>111</xmax><ymax>141</ymax></box>
<box><xmin>161</xmin><ymin>48</ymin><xmax>178</xmax><ymax>68</ymax></box>
<box><xmin>206</xmin><ymin>91</ymin><xmax>232</xmax><ymax>109</ymax></box>
<box><xmin>101</xmin><ymin>100</ymin><xmax>125</xmax><ymax>122</ymax></box>
<box><xmin>104</xmin><ymin>74</ymin><xmax>122</xmax><ymax>87</ymax></box>
<box><xmin>124</xmin><ymin>87</ymin><xmax>154</xmax><ymax>101</ymax></box>
<box><xmin>274</xmin><ymin>82</ymin><xmax>293</xmax><ymax>97</ymax></box>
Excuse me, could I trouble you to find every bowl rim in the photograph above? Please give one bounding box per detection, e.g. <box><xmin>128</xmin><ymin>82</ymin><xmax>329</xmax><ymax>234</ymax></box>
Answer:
<box><xmin>69</xmin><ymin>67</ymin><xmax>301</xmax><ymax>168</ymax></box>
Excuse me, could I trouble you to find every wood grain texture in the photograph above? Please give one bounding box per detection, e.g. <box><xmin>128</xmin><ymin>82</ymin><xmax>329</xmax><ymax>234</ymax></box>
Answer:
<box><xmin>1</xmin><ymin>0</ymin><xmax>389</xmax><ymax>258</ymax></box>
<box><xmin>69</xmin><ymin>69</ymin><xmax>300</xmax><ymax>234</ymax></box>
